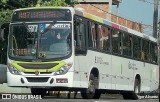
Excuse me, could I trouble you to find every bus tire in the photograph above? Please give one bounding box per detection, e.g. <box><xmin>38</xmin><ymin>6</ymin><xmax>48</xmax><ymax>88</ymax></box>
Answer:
<box><xmin>132</xmin><ymin>78</ymin><xmax>140</xmax><ymax>100</ymax></box>
<box><xmin>31</xmin><ymin>88</ymin><xmax>46</xmax><ymax>97</ymax></box>
<box><xmin>81</xmin><ymin>73</ymin><xmax>101</xmax><ymax>99</ymax></box>
<box><xmin>122</xmin><ymin>92</ymin><xmax>132</xmax><ymax>99</ymax></box>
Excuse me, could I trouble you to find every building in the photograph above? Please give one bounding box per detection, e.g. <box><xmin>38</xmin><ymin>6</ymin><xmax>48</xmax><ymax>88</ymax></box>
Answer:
<box><xmin>74</xmin><ymin>0</ymin><xmax>144</xmax><ymax>32</ymax></box>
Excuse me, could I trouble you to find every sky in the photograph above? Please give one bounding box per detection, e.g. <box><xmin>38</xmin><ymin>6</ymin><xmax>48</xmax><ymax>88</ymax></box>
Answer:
<box><xmin>112</xmin><ymin>0</ymin><xmax>159</xmax><ymax>35</ymax></box>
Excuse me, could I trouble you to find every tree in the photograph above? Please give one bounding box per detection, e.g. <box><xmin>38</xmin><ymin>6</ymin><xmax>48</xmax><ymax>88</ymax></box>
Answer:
<box><xmin>0</xmin><ymin>9</ymin><xmax>12</xmax><ymax>24</ymax></box>
<box><xmin>36</xmin><ymin>0</ymin><xmax>68</xmax><ymax>7</ymax></box>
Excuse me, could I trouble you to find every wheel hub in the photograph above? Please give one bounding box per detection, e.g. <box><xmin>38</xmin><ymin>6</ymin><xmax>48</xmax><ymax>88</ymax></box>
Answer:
<box><xmin>88</xmin><ymin>80</ymin><xmax>95</xmax><ymax>93</ymax></box>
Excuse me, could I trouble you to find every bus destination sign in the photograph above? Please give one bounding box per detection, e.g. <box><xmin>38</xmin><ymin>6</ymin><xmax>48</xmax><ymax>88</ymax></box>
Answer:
<box><xmin>18</xmin><ymin>11</ymin><xmax>65</xmax><ymax>19</ymax></box>
<box><xmin>12</xmin><ymin>9</ymin><xmax>71</xmax><ymax>22</ymax></box>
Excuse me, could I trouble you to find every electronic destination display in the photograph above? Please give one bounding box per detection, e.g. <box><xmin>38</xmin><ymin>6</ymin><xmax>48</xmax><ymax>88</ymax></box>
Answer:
<box><xmin>12</xmin><ymin>9</ymin><xmax>71</xmax><ymax>22</ymax></box>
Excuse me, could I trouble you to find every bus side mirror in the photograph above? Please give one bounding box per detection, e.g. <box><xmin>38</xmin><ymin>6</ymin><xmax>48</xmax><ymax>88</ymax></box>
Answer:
<box><xmin>74</xmin><ymin>40</ymin><xmax>76</xmax><ymax>46</ymax></box>
<box><xmin>0</xmin><ymin>29</ymin><xmax>5</xmax><ymax>41</ymax></box>
<box><xmin>0</xmin><ymin>23</ymin><xmax>10</xmax><ymax>41</ymax></box>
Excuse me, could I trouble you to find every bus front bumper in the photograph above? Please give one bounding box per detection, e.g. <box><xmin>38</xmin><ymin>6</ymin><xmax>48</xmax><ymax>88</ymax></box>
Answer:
<box><xmin>7</xmin><ymin>72</ymin><xmax>72</xmax><ymax>87</ymax></box>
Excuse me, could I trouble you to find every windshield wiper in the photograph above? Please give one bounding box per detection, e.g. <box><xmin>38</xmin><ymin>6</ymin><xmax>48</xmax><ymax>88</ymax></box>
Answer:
<box><xmin>21</xmin><ymin>22</ymin><xmax>35</xmax><ymax>36</ymax></box>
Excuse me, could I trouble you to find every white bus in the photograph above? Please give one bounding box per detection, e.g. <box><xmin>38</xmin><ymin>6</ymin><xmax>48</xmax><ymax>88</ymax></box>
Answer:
<box><xmin>1</xmin><ymin>7</ymin><xmax>159</xmax><ymax>99</ymax></box>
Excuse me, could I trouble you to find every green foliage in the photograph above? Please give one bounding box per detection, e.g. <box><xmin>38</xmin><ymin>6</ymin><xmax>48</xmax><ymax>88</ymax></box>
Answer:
<box><xmin>0</xmin><ymin>9</ymin><xmax>12</xmax><ymax>24</ymax></box>
<box><xmin>0</xmin><ymin>0</ymin><xmax>8</xmax><ymax>4</ymax></box>
<box><xmin>36</xmin><ymin>0</ymin><xmax>68</xmax><ymax>7</ymax></box>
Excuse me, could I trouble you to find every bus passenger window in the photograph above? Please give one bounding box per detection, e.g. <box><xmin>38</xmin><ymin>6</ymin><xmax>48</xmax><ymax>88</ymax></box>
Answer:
<box><xmin>90</xmin><ymin>22</ymin><xmax>98</xmax><ymax>49</ymax></box>
<box><xmin>112</xmin><ymin>29</ymin><xmax>122</xmax><ymax>54</ymax></box>
<box><xmin>98</xmin><ymin>25</ymin><xmax>103</xmax><ymax>50</ymax></box>
<box><xmin>123</xmin><ymin>33</ymin><xmax>132</xmax><ymax>57</ymax></box>
<box><xmin>150</xmin><ymin>43</ymin><xmax>157</xmax><ymax>63</ymax></box>
<box><xmin>133</xmin><ymin>36</ymin><xmax>141</xmax><ymax>59</ymax></box>
<box><xmin>87</xmin><ymin>22</ymin><xmax>93</xmax><ymax>48</ymax></box>
<box><xmin>142</xmin><ymin>39</ymin><xmax>149</xmax><ymax>61</ymax></box>
<box><xmin>101</xmin><ymin>26</ymin><xmax>110</xmax><ymax>52</ymax></box>
<box><xmin>98</xmin><ymin>25</ymin><xmax>110</xmax><ymax>52</ymax></box>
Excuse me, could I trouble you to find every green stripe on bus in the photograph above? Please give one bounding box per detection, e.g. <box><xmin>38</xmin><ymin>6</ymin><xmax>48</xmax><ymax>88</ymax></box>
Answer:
<box><xmin>11</xmin><ymin>61</ymin><xmax>65</xmax><ymax>72</ymax></box>
<box><xmin>92</xmin><ymin>16</ymin><xmax>103</xmax><ymax>23</ymax></box>
<box><xmin>121</xmin><ymin>64</ymin><xmax>123</xmax><ymax>75</ymax></box>
<box><xmin>83</xmin><ymin>13</ymin><xmax>103</xmax><ymax>23</ymax></box>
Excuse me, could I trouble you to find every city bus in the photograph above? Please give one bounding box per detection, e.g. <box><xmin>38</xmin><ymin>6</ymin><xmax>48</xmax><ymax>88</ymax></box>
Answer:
<box><xmin>1</xmin><ymin>7</ymin><xmax>159</xmax><ymax>99</ymax></box>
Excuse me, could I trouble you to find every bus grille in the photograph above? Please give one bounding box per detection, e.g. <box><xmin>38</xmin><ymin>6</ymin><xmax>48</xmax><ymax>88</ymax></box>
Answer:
<box><xmin>26</xmin><ymin>77</ymin><xmax>49</xmax><ymax>83</ymax></box>
<box><xmin>24</xmin><ymin>72</ymin><xmax>52</xmax><ymax>74</ymax></box>
<box><xmin>18</xmin><ymin>63</ymin><xmax>58</xmax><ymax>69</ymax></box>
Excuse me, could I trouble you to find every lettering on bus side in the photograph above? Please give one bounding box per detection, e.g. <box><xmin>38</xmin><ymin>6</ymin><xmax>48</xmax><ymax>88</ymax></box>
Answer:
<box><xmin>95</xmin><ymin>56</ymin><xmax>109</xmax><ymax>65</ymax></box>
<box><xmin>128</xmin><ymin>62</ymin><xmax>137</xmax><ymax>70</ymax></box>
<box><xmin>128</xmin><ymin>62</ymin><xmax>133</xmax><ymax>69</ymax></box>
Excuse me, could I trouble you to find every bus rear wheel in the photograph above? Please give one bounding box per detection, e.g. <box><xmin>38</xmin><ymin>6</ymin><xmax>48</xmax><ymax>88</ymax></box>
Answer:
<box><xmin>81</xmin><ymin>73</ymin><xmax>101</xmax><ymax>99</ymax></box>
<box><xmin>31</xmin><ymin>88</ymin><xmax>46</xmax><ymax>97</ymax></box>
<box><xmin>132</xmin><ymin>78</ymin><xmax>140</xmax><ymax>100</ymax></box>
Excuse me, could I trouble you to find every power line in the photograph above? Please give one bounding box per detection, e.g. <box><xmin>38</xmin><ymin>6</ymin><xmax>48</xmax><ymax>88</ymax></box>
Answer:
<box><xmin>138</xmin><ymin>0</ymin><xmax>160</xmax><ymax>5</ymax></box>
<box><xmin>138</xmin><ymin>0</ymin><xmax>155</xmax><ymax>5</ymax></box>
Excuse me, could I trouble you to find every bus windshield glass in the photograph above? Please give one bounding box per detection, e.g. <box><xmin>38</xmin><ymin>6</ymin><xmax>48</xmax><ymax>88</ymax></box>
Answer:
<box><xmin>9</xmin><ymin>22</ymin><xmax>72</xmax><ymax>60</ymax></box>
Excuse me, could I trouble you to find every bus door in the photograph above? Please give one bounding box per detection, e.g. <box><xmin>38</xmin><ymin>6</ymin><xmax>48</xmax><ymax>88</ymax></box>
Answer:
<box><xmin>74</xmin><ymin>16</ymin><xmax>88</xmax><ymax>87</ymax></box>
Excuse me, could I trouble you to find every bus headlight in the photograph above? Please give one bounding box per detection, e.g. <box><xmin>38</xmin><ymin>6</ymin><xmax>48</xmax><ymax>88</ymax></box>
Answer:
<box><xmin>54</xmin><ymin>63</ymin><xmax>72</xmax><ymax>75</ymax></box>
<box><xmin>8</xmin><ymin>64</ymin><xmax>21</xmax><ymax>75</ymax></box>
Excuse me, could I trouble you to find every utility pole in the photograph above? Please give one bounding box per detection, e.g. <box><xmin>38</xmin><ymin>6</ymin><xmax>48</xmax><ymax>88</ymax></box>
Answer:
<box><xmin>156</xmin><ymin>2</ymin><xmax>160</xmax><ymax>93</ymax></box>
<box><xmin>158</xmin><ymin>20</ymin><xmax>160</xmax><ymax>95</ymax></box>
<box><xmin>153</xmin><ymin>0</ymin><xmax>159</xmax><ymax>38</ymax></box>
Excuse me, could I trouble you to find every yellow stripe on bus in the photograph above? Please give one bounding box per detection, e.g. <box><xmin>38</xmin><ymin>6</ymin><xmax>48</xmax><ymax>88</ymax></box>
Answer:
<box><xmin>11</xmin><ymin>61</ymin><xmax>65</xmax><ymax>72</ymax></box>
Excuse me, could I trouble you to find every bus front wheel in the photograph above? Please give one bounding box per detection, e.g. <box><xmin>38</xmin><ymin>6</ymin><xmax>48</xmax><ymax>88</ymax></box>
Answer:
<box><xmin>132</xmin><ymin>78</ymin><xmax>140</xmax><ymax>100</ymax></box>
<box><xmin>81</xmin><ymin>73</ymin><xmax>101</xmax><ymax>99</ymax></box>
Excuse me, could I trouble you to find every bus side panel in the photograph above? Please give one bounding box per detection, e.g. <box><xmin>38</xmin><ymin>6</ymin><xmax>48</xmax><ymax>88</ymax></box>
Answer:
<box><xmin>112</xmin><ymin>55</ymin><xmax>133</xmax><ymax>91</ymax></box>
<box><xmin>73</xmin><ymin>50</ymin><xmax>112</xmax><ymax>90</ymax></box>
<box><xmin>73</xmin><ymin>56</ymin><xmax>82</xmax><ymax>88</ymax></box>
<box><xmin>142</xmin><ymin>62</ymin><xmax>151</xmax><ymax>91</ymax></box>
<box><xmin>150</xmin><ymin>64</ymin><xmax>159</xmax><ymax>91</ymax></box>
<box><xmin>73</xmin><ymin>56</ymin><xmax>88</xmax><ymax>88</ymax></box>
<box><xmin>134</xmin><ymin>60</ymin><xmax>150</xmax><ymax>92</ymax></box>
<box><xmin>94</xmin><ymin>51</ymin><xmax>112</xmax><ymax>90</ymax></box>
<box><xmin>120</xmin><ymin>57</ymin><xmax>134</xmax><ymax>91</ymax></box>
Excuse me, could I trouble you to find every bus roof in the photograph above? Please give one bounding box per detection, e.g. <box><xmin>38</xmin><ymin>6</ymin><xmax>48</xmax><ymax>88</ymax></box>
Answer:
<box><xmin>14</xmin><ymin>6</ymin><xmax>73</xmax><ymax>11</ymax></box>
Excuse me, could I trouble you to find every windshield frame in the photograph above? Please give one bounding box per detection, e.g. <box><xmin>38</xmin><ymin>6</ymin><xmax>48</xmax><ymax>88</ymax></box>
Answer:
<box><xmin>8</xmin><ymin>21</ymin><xmax>72</xmax><ymax>62</ymax></box>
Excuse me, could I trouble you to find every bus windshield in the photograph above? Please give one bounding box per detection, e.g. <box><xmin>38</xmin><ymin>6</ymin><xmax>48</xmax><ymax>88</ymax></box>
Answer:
<box><xmin>8</xmin><ymin>22</ymin><xmax>72</xmax><ymax>60</ymax></box>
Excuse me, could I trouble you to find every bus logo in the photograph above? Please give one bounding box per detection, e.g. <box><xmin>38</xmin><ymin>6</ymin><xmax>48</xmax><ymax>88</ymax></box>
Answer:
<box><xmin>35</xmin><ymin>70</ymin><xmax>39</xmax><ymax>75</ymax></box>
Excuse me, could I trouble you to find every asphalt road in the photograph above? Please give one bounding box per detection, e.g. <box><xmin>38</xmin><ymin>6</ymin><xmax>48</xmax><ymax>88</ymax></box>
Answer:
<box><xmin>0</xmin><ymin>93</ymin><xmax>159</xmax><ymax>102</ymax></box>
